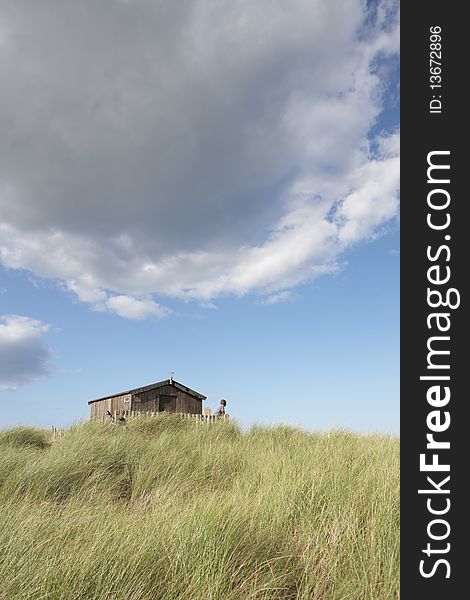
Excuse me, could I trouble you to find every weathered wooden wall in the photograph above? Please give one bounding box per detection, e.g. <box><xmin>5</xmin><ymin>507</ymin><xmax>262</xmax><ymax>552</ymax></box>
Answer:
<box><xmin>90</xmin><ymin>393</ymin><xmax>132</xmax><ymax>420</ymax></box>
<box><xmin>89</xmin><ymin>384</ymin><xmax>202</xmax><ymax>419</ymax></box>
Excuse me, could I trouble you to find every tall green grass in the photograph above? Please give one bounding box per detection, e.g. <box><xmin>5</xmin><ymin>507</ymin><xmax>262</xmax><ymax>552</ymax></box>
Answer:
<box><xmin>0</xmin><ymin>417</ymin><xmax>399</xmax><ymax>599</ymax></box>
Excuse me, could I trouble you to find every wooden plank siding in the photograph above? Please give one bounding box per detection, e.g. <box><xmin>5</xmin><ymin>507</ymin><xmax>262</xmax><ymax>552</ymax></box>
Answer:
<box><xmin>90</xmin><ymin>394</ymin><xmax>131</xmax><ymax>420</ymax></box>
<box><xmin>89</xmin><ymin>382</ymin><xmax>202</xmax><ymax>419</ymax></box>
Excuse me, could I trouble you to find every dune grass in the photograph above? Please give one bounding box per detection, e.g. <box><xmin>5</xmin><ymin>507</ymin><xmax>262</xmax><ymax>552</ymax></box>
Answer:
<box><xmin>0</xmin><ymin>417</ymin><xmax>399</xmax><ymax>599</ymax></box>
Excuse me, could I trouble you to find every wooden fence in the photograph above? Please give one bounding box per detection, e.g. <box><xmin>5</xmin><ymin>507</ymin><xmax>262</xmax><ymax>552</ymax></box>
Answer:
<box><xmin>51</xmin><ymin>411</ymin><xmax>228</xmax><ymax>441</ymax></box>
<box><xmin>100</xmin><ymin>410</ymin><xmax>228</xmax><ymax>424</ymax></box>
<box><xmin>51</xmin><ymin>426</ymin><xmax>65</xmax><ymax>441</ymax></box>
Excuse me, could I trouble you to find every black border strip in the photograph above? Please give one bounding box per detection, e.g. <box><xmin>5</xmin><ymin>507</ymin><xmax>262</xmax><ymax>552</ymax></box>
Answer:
<box><xmin>401</xmin><ymin>3</ymin><xmax>465</xmax><ymax>597</ymax></box>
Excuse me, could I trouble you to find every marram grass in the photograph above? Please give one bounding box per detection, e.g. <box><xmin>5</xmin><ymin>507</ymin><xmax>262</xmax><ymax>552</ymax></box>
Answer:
<box><xmin>0</xmin><ymin>417</ymin><xmax>399</xmax><ymax>599</ymax></box>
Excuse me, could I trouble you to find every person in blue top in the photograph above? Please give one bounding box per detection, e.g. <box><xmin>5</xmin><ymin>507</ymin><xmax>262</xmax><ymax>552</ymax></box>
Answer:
<box><xmin>213</xmin><ymin>399</ymin><xmax>227</xmax><ymax>417</ymax></box>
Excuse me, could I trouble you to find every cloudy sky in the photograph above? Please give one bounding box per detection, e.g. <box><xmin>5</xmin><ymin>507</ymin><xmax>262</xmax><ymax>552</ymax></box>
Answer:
<box><xmin>0</xmin><ymin>0</ymin><xmax>399</xmax><ymax>432</ymax></box>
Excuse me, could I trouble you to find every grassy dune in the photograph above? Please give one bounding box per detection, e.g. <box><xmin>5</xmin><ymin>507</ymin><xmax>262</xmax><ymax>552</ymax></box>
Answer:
<box><xmin>0</xmin><ymin>417</ymin><xmax>399</xmax><ymax>600</ymax></box>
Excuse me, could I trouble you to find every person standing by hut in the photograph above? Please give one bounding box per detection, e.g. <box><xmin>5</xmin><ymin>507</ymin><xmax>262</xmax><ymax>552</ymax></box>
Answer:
<box><xmin>213</xmin><ymin>399</ymin><xmax>227</xmax><ymax>417</ymax></box>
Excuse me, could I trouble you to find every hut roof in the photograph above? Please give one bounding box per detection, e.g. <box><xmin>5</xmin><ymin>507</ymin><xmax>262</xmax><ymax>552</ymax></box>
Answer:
<box><xmin>88</xmin><ymin>379</ymin><xmax>207</xmax><ymax>404</ymax></box>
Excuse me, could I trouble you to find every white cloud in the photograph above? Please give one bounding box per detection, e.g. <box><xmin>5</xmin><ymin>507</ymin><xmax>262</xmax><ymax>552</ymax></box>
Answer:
<box><xmin>67</xmin><ymin>277</ymin><xmax>108</xmax><ymax>304</ymax></box>
<box><xmin>336</xmin><ymin>154</ymin><xmax>400</xmax><ymax>246</ymax></box>
<box><xmin>103</xmin><ymin>295</ymin><xmax>172</xmax><ymax>320</ymax></box>
<box><xmin>0</xmin><ymin>315</ymin><xmax>52</xmax><ymax>389</ymax></box>
<box><xmin>262</xmin><ymin>291</ymin><xmax>300</xmax><ymax>305</ymax></box>
<box><xmin>377</xmin><ymin>130</ymin><xmax>400</xmax><ymax>159</ymax></box>
<box><xmin>199</xmin><ymin>302</ymin><xmax>218</xmax><ymax>310</ymax></box>
<box><xmin>0</xmin><ymin>1</ymin><xmax>399</xmax><ymax>317</ymax></box>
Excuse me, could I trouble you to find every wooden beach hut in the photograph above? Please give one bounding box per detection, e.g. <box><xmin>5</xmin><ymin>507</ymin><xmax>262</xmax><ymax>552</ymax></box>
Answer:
<box><xmin>88</xmin><ymin>378</ymin><xmax>206</xmax><ymax>420</ymax></box>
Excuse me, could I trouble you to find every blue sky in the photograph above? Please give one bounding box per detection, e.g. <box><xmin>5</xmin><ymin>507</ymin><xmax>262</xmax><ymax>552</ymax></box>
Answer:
<box><xmin>0</xmin><ymin>0</ymin><xmax>399</xmax><ymax>433</ymax></box>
